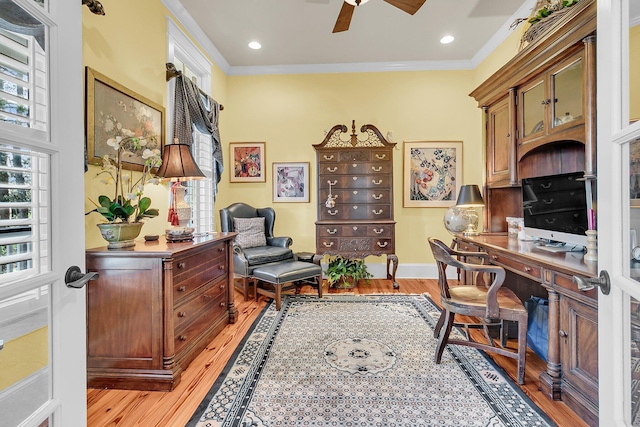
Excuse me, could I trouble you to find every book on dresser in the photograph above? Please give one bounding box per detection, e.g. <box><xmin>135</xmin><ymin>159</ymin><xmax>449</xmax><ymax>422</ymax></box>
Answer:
<box><xmin>313</xmin><ymin>121</ymin><xmax>399</xmax><ymax>289</ymax></box>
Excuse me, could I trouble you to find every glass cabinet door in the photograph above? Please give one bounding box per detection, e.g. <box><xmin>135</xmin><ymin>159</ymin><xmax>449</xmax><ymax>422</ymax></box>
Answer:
<box><xmin>552</xmin><ymin>57</ymin><xmax>583</xmax><ymax>129</ymax></box>
<box><xmin>520</xmin><ymin>80</ymin><xmax>545</xmax><ymax>139</ymax></box>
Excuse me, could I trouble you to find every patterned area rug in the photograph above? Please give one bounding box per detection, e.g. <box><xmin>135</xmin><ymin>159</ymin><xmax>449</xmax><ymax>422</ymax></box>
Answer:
<box><xmin>187</xmin><ymin>294</ymin><xmax>556</xmax><ymax>427</ymax></box>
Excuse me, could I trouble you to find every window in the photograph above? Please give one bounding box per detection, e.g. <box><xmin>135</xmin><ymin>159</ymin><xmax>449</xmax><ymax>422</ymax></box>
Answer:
<box><xmin>167</xmin><ymin>20</ymin><xmax>215</xmax><ymax>234</ymax></box>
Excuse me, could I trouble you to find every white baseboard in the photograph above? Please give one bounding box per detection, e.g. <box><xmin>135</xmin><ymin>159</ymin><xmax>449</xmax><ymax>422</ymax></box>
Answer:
<box><xmin>321</xmin><ymin>262</ymin><xmax>458</xmax><ymax>280</ymax></box>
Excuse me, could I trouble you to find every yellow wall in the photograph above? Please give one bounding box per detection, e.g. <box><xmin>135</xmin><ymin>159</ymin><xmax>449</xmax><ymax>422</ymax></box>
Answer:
<box><xmin>82</xmin><ymin>1</ymin><xmax>520</xmax><ymax>269</ymax></box>
<box><xmin>217</xmin><ymin>71</ymin><xmax>482</xmax><ymax>265</ymax></box>
<box><xmin>82</xmin><ymin>0</ymin><xmax>227</xmax><ymax>248</ymax></box>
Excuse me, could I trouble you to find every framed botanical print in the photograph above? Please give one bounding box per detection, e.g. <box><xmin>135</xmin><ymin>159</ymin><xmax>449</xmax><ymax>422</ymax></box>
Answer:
<box><xmin>230</xmin><ymin>142</ymin><xmax>266</xmax><ymax>182</ymax></box>
<box><xmin>86</xmin><ymin>67</ymin><xmax>165</xmax><ymax>172</ymax></box>
<box><xmin>272</xmin><ymin>162</ymin><xmax>310</xmax><ymax>203</ymax></box>
<box><xmin>403</xmin><ymin>141</ymin><xmax>463</xmax><ymax>207</ymax></box>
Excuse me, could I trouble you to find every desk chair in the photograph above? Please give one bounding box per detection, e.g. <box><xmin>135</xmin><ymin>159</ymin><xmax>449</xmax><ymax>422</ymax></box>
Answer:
<box><xmin>429</xmin><ymin>237</ymin><xmax>528</xmax><ymax>384</ymax></box>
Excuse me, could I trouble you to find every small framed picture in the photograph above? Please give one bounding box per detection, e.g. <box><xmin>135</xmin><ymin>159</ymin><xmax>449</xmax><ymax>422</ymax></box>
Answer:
<box><xmin>403</xmin><ymin>141</ymin><xmax>463</xmax><ymax>207</ymax></box>
<box><xmin>230</xmin><ymin>142</ymin><xmax>266</xmax><ymax>182</ymax></box>
<box><xmin>272</xmin><ymin>162</ymin><xmax>310</xmax><ymax>203</ymax></box>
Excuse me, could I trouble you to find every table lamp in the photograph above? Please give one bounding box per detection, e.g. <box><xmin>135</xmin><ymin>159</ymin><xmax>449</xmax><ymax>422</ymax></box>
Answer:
<box><xmin>456</xmin><ymin>184</ymin><xmax>484</xmax><ymax>236</ymax></box>
<box><xmin>156</xmin><ymin>139</ymin><xmax>205</xmax><ymax>241</ymax></box>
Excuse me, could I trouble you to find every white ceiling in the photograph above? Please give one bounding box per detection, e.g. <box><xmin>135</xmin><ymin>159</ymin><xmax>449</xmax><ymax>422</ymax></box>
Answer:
<box><xmin>166</xmin><ymin>0</ymin><xmax>537</xmax><ymax>75</ymax></box>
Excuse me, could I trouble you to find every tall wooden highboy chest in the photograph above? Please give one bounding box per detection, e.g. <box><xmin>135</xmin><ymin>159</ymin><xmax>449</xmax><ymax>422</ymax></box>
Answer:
<box><xmin>313</xmin><ymin>121</ymin><xmax>399</xmax><ymax>288</ymax></box>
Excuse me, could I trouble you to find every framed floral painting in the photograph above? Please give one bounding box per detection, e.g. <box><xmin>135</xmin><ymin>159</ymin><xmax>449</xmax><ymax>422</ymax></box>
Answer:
<box><xmin>85</xmin><ymin>67</ymin><xmax>165</xmax><ymax>172</ymax></box>
<box><xmin>403</xmin><ymin>141</ymin><xmax>463</xmax><ymax>207</ymax></box>
<box><xmin>230</xmin><ymin>142</ymin><xmax>266</xmax><ymax>182</ymax></box>
<box><xmin>272</xmin><ymin>162</ymin><xmax>310</xmax><ymax>203</ymax></box>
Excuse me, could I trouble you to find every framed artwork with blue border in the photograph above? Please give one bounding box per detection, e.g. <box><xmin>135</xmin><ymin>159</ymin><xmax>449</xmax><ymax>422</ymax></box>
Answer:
<box><xmin>403</xmin><ymin>141</ymin><xmax>463</xmax><ymax>207</ymax></box>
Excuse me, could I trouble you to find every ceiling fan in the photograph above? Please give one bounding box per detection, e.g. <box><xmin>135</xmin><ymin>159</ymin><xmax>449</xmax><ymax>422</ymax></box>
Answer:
<box><xmin>333</xmin><ymin>0</ymin><xmax>427</xmax><ymax>33</ymax></box>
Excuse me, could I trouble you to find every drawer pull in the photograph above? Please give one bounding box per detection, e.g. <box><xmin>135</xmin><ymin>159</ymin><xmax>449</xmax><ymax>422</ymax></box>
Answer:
<box><xmin>372</xmin><ymin>179</ymin><xmax>382</xmax><ymax>185</ymax></box>
<box><xmin>372</xmin><ymin>166</ymin><xmax>382</xmax><ymax>172</ymax></box>
<box><xmin>177</xmin><ymin>262</ymin><xmax>186</xmax><ymax>269</ymax></box>
<box><xmin>373</xmin><ymin>228</ymin><xmax>384</xmax><ymax>234</ymax></box>
<box><xmin>372</xmin><ymin>209</ymin><xmax>383</xmax><ymax>215</ymax></box>
<box><xmin>218</xmin><ymin>247</ymin><xmax>224</xmax><ymax>252</ymax></box>
<box><xmin>559</xmin><ymin>330</ymin><xmax>568</xmax><ymax>338</ymax></box>
<box><xmin>541</xmin><ymin>182</ymin><xmax>552</xmax><ymax>189</ymax></box>
<box><xmin>542</xmin><ymin>198</ymin><xmax>554</xmax><ymax>205</ymax></box>
<box><xmin>327</xmin><ymin>180</ymin><xmax>337</xmax><ymax>186</ymax></box>
<box><xmin>326</xmin><ymin>167</ymin><xmax>337</xmax><ymax>173</ymax></box>
<box><xmin>324</xmin><ymin>154</ymin><xmax>335</xmax><ymax>160</ymax></box>
<box><xmin>178</xmin><ymin>286</ymin><xmax>186</xmax><ymax>292</ymax></box>
<box><xmin>220</xmin><ymin>284</ymin><xmax>226</xmax><ymax>290</ymax></box>
<box><xmin>323</xmin><ymin>242</ymin><xmax>334</xmax><ymax>248</ymax></box>
<box><xmin>352</xmin><ymin>163</ymin><xmax>357</xmax><ymax>168</ymax></box>
<box><xmin>375</xmin><ymin>154</ymin><xmax>386</xmax><ymax>160</ymax></box>
<box><xmin>328</xmin><ymin>209</ymin><xmax>338</xmax><ymax>216</ymax></box>
<box><xmin>219</xmin><ymin>265</ymin><xmax>225</xmax><ymax>271</ymax></box>
<box><xmin>178</xmin><ymin>311</ymin><xmax>187</xmax><ymax>318</ymax></box>
<box><xmin>377</xmin><ymin>242</ymin><xmax>388</xmax><ymax>248</ymax></box>
<box><xmin>179</xmin><ymin>335</ymin><xmax>187</xmax><ymax>341</ymax></box>
<box><xmin>372</xmin><ymin>194</ymin><xmax>383</xmax><ymax>200</ymax></box>
<box><xmin>352</xmin><ymin>226</ymin><xmax>358</xmax><ymax>231</ymax></box>
<box><xmin>352</xmin><ymin>206</ymin><xmax>358</xmax><ymax>210</ymax></box>
<box><xmin>352</xmin><ymin>177</ymin><xmax>358</xmax><ymax>181</ymax></box>
<box><xmin>327</xmin><ymin>228</ymin><xmax>337</xmax><ymax>234</ymax></box>
<box><xmin>523</xmin><ymin>267</ymin><xmax>532</xmax><ymax>272</ymax></box>
<box><xmin>491</xmin><ymin>255</ymin><xmax>498</xmax><ymax>260</ymax></box>
<box><xmin>220</xmin><ymin>302</ymin><xmax>226</xmax><ymax>307</ymax></box>
<box><xmin>352</xmin><ymin>190</ymin><xmax>358</xmax><ymax>195</ymax></box>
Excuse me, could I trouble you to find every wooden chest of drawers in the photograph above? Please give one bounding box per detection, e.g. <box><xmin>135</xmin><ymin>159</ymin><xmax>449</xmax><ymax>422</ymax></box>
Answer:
<box><xmin>85</xmin><ymin>233</ymin><xmax>236</xmax><ymax>391</ymax></box>
<box><xmin>313</xmin><ymin>122</ymin><xmax>399</xmax><ymax>288</ymax></box>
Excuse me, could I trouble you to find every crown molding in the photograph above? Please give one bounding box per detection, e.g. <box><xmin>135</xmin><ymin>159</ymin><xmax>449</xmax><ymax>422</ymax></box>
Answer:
<box><xmin>161</xmin><ymin>0</ymin><xmax>230</xmax><ymax>74</ymax></box>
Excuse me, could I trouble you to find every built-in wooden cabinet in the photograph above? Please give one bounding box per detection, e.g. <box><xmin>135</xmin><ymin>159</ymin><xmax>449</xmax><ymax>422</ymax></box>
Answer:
<box><xmin>518</xmin><ymin>49</ymin><xmax>586</xmax><ymax>152</ymax></box>
<box><xmin>468</xmin><ymin>0</ymin><xmax>598</xmax><ymax>423</ymax></box>
<box><xmin>85</xmin><ymin>234</ymin><xmax>236</xmax><ymax>391</ymax></box>
<box><xmin>486</xmin><ymin>91</ymin><xmax>517</xmax><ymax>187</ymax></box>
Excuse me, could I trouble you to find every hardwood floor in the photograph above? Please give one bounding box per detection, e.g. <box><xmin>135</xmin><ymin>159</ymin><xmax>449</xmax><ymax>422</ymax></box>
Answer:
<box><xmin>86</xmin><ymin>279</ymin><xmax>588</xmax><ymax>426</ymax></box>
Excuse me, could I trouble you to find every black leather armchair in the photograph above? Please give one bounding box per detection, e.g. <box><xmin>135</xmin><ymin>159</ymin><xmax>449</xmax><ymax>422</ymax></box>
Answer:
<box><xmin>220</xmin><ymin>202</ymin><xmax>294</xmax><ymax>300</ymax></box>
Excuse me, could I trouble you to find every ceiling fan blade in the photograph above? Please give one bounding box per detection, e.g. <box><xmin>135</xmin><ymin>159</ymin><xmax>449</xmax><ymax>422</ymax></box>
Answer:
<box><xmin>383</xmin><ymin>0</ymin><xmax>426</xmax><ymax>15</ymax></box>
<box><xmin>333</xmin><ymin>2</ymin><xmax>355</xmax><ymax>33</ymax></box>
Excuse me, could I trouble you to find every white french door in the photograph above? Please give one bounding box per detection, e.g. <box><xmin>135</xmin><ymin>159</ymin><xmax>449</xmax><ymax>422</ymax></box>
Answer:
<box><xmin>0</xmin><ymin>1</ymin><xmax>85</xmax><ymax>426</ymax></box>
<box><xmin>597</xmin><ymin>0</ymin><xmax>640</xmax><ymax>425</ymax></box>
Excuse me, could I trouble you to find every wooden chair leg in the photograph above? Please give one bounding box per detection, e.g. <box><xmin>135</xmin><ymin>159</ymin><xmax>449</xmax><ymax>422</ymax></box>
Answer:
<box><xmin>316</xmin><ymin>275</ymin><xmax>323</xmax><ymax>298</ymax></box>
<box><xmin>434</xmin><ymin>310</ymin><xmax>455</xmax><ymax>364</ymax></box>
<box><xmin>242</xmin><ymin>277</ymin><xmax>250</xmax><ymax>301</ymax></box>
<box><xmin>434</xmin><ymin>311</ymin><xmax>445</xmax><ymax>339</ymax></box>
<box><xmin>275</xmin><ymin>284</ymin><xmax>282</xmax><ymax>311</ymax></box>
<box><xmin>517</xmin><ymin>317</ymin><xmax>527</xmax><ymax>384</ymax></box>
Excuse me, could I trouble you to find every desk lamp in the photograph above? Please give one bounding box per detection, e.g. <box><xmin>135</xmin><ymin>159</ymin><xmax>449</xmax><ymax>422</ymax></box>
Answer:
<box><xmin>156</xmin><ymin>139</ymin><xmax>205</xmax><ymax>241</ymax></box>
<box><xmin>456</xmin><ymin>184</ymin><xmax>484</xmax><ymax>236</ymax></box>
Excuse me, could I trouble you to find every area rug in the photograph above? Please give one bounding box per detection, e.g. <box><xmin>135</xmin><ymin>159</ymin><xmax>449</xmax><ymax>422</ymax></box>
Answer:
<box><xmin>187</xmin><ymin>294</ymin><xmax>556</xmax><ymax>427</ymax></box>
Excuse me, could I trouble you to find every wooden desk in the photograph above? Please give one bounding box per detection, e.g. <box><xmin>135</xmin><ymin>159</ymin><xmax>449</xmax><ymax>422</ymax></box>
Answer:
<box><xmin>454</xmin><ymin>233</ymin><xmax>598</xmax><ymax>426</ymax></box>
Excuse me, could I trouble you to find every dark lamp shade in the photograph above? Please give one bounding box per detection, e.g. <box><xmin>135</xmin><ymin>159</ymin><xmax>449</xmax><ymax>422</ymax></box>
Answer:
<box><xmin>156</xmin><ymin>143</ymin><xmax>205</xmax><ymax>182</ymax></box>
<box><xmin>456</xmin><ymin>184</ymin><xmax>484</xmax><ymax>207</ymax></box>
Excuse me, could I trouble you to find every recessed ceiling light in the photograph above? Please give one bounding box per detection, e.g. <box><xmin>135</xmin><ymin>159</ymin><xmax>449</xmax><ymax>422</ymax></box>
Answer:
<box><xmin>248</xmin><ymin>41</ymin><xmax>262</xmax><ymax>50</ymax></box>
<box><xmin>440</xmin><ymin>35</ymin><xmax>454</xmax><ymax>44</ymax></box>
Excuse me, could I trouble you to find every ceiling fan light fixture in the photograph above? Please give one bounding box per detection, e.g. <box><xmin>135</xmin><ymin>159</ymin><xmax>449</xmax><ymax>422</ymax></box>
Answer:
<box><xmin>345</xmin><ymin>0</ymin><xmax>369</xmax><ymax>6</ymax></box>
<box><xmin>440</xmin><ymin>35</ymin><xmax>455</xmax><ymax>44</ymax></box>
<box><xmin>248</xmin><ymin>41</ymin><xmax>262</xmax><ymax>50</ymax></box>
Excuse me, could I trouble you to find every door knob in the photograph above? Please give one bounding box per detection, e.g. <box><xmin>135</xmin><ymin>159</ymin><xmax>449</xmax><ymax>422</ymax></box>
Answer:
<box><xmin>572</xmin><ymin>270</ymin><xmax>610</xmax><ymax>295</ymax></box>
<box><xmin>65</xmin><ymin>266</ymin><xmax>99</xmax><ymax>289</ymax></box>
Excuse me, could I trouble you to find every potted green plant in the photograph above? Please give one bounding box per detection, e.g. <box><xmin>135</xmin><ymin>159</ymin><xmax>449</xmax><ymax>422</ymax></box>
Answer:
<box><xmin>324</xmin><ymin>255</ymin><xmax>373</xmax><ymax>289</ymax></box>
<box><xmin>86</xmin><ymin>112</ymin><xmax>163</xmax><ymax>248</ymax></box>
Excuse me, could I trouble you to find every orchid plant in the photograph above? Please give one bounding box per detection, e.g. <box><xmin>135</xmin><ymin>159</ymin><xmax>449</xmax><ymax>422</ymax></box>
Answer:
<box><xmin>87</xmin><ymin>111</ymin><xmax>163</xmax><ymax>223</ymax></box>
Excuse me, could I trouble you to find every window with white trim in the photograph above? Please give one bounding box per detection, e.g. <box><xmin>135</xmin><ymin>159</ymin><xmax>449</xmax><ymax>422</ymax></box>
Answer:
<box><xmin>167</xmin><ymin>20</ymin><xmax>215</xmax><ymax>234</ymax></box>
